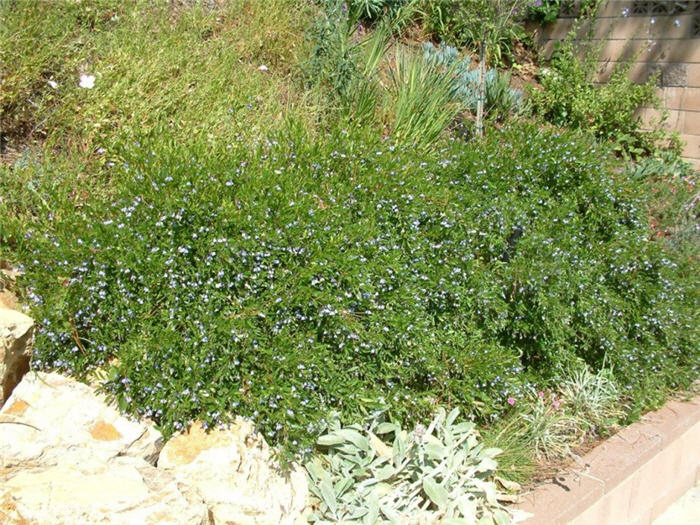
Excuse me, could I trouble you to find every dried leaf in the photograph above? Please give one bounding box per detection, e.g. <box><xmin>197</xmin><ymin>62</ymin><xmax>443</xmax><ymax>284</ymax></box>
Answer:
<box><xmin>369</xmin><ymin>431</ymin><xmax>393</xmax><ymax>457</ymax></box>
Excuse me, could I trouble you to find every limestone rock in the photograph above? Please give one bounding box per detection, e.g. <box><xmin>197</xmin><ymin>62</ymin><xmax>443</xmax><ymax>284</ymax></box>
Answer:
<box><xmin>0</xmin><ymin>372</ymin><xmax>163</xmax><ymax>466</ymax></box>
<box><xmin>0</xmin><ymin>307</ymin><xmax>34</xmax><ymax>406</ymax></box>
<box><xmin>1</xmin><ymin>455</ymin><xmax>210</xmax><ymax>525</ymax></box>
<box><xmin>0</xmin><ymin>290</ymin><xmax>18</xmax><ymax>310</ymax></box>
<box><xmin>159</xmin><ymin>420</ymin><xmax>309</xmax><ymax>525</ymax></box>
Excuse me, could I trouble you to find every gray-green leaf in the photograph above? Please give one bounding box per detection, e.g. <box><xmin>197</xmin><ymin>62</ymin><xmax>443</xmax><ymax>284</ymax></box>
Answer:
<box><xmin>320</xmin><ymin>478</ymin><xmax>337</xmax><ymax>515</ymax></box>
<box><xmin>423</xmin><ymin>478</ymin><xmax>448</xmax><ymax>510</ymax></box>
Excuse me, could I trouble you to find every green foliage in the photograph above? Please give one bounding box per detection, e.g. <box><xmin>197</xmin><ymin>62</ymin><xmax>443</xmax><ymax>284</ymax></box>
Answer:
<box><xmin>519</xmin><ymin>393</ymin><xmax>581</xmax><ymax>459</ymax></box>
<box><xmin>559</xmin><ymin>365</ymin><xmax>622</xmax><ymax>437</ymax></box>
<box><xmin>628</xmin><ymin>153</ymin><xmax>699</xmax><ymax>258</ymax></box>
<box><xmin>524</xmin><ymin>1</ymin><xmax>599</xmax><ymax>23</ymax></box>
<box><xmin>524</xmin><ymin>0</ymin><xmax>562</xmax><ymax>23</ymax></box>
<box><xmin>502</xmin><ymin>364</ymin><xmax>621</xmax><ymax>460</ymax></box>
<box><xmin>304</xmin><ymin>3</ymin><xmax>459</xmax><ymax>148</ymax></box>
<box><xmin>529</xmin><ymin>23</ymin><xmax>678</xmax><ymax>158</ymax></box>
<box><xmin>387</xmin><ymin>47</ymin><xmax>461</xmax><ymax>148</ymax></box>
<box><xmin>0</xmin><ymin>0</ymin><xmax>315</xmax><ymax>153</ymax></box>
<box><xmin>1</xmin><ymin>0</ymin><xmax>698</xmax><ymax>480</ymax></box>
<box><xmin>420</xmin><ymin>0</ymin><xmax>529</xmax><ymax>65</ymax></box>
<box><xmin>345</xmin><ymin>0</ymin><xmax>413</xmax><ymax>21</ymax></box>
<box><xmin>3</xmin><ymin>123</ymin><xmax>698</xmax><ymax>456</ymax></box>
<box><xmin>423</xmin><ymin>43</ymin><xmax>523</xmax><ymax>121</ymax></box>
<box><xmin>306</xmin><ymin>407</ymin><xmax>515</xmax><ymax>523</ymax></box>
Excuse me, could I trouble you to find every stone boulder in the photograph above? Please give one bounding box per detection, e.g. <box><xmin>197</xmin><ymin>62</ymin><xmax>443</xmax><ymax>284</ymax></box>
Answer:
<box><xmin>0</xmin><ymin>372</ymin><xmax>163</xmax><ymax>466</ymax></box>
<box><xmin>0</xmin><ymin>307</ymin><xmax>34</xmax><ymax>406</ymax></box>
<box><xmin>1</xmin><ymin>456</ymin><xmax>210</xmax><ymax>524</ymax></box>
<box><xmin>0</xmin><ymin>289</ymin><xmax>18</xmax><ymax>310</ymax></box>
<box><xmin>159</xmin><ymin>420</ymin><xmax>309</xmax><ymax>524</ymax></box>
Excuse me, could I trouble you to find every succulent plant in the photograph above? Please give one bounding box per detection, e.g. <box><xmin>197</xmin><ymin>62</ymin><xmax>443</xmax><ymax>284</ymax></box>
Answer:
<box><xmin>305</xmin><ymin>407</ymin><xmax>516</xmax><ymax>524</ymax></box>
<box><xmin>422</xmin><ymin>42</ymin><xmax>523</xmax><ymax>120</ymax></box>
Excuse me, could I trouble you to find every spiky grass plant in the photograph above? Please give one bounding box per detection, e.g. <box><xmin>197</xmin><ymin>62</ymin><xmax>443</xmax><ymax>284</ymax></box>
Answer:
<box><xmin>387</xmin><ymin>46</ymin><xmax>461</xmax><ymax>148</ymax></box>
<box><xmin>559</xmin><ymin>365</ymin><xmax>622</xmax><ymax>438</ymax></box>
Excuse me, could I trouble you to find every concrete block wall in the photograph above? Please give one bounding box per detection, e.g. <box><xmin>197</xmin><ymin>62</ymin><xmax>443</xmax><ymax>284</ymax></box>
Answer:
<box><xmin>533</xmin><ymin>1</ymin><xmax>700</xmax><ymax>167</ymax></box>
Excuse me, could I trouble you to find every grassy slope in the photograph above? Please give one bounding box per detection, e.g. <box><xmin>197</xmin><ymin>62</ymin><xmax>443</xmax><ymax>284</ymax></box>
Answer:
<box><xmin>1</xmin><ymin>0</ymin><xmax>316</xmax><ymax>153</ymax></box>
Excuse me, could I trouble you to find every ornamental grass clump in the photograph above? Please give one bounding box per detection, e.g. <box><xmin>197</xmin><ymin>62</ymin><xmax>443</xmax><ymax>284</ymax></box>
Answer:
<box><xmin>559</xmin><ymin>365</ymin><xmax>622</xmax><ymax>438</ymax></box>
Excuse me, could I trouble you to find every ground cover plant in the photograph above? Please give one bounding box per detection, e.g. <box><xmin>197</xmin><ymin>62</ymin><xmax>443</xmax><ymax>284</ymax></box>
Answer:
<box><xmin>306</xmin><ymin>407</ymin><xmax>515</xmax><ymax>523</ymax></box>
<box><xmin>1</xmin><ymin>0</ymin><xmax>699</xmax><ymax>516</ymax></box>
<box><xmin>3</xmin><ymin>121</ymin><xmax>698</xmax><ymax>454</ymax></box>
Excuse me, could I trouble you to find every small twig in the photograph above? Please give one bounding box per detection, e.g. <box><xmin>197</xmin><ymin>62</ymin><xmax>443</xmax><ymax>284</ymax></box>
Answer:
<box><xmin>69</xmin><ymin>315</ymin><xmax>87</xmax><ymax>355</ymax></box>
<box><xmin>0</xmin><ymin>421</ymin><xmax>42</xmax><ymax>431</ymax></box>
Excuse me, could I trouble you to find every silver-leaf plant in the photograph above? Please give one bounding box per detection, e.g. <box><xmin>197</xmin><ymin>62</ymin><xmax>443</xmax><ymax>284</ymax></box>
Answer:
<box><xmin>305</xmin><ymin>407</ymin><xmax>517</xmax><ymax>524</ymax></box>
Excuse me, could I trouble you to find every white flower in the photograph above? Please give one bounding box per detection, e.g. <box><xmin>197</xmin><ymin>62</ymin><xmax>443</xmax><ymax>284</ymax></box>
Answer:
<box><xmin>79</xmin><ymin>74</ymin><xmax>95</xmax><ymax>89</ymax></box>
<box><xmin>47</xmin><ymin>80</ymin><xmax>58</xmax><ymax>89</ymax></box>
<box><xmin>258</xmin><ymin>64</ymin><xmax>268</xmax><ymax>72</ymax></box>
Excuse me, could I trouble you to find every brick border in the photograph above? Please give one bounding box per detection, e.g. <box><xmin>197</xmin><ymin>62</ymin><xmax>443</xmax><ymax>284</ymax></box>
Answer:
<box><xmin>515</xmin><ymin>395</ymin><xmax>700</xmax><ymax>524</ymax></box>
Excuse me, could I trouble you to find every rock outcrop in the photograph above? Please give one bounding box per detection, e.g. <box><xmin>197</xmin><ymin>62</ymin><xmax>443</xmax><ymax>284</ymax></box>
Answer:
<box><xmin>0</xmin><ymin>372</ymin><xmax>202</xmax><ymax>524</ymax></box>
<box><xmin>0</xmin><ymin>372</ymin><xmax>310</xmax><ymax>524</ymax></box>
<box><xmin>0</xmin><ymin>307</ymin><xmax>34</xmax><ymax>405</ymax></box>
<box><xmin>159</xmin><ymin>420</ymin><xmax>309</xmax><ymax>524</ymax></box>
<box><xmin>0</xmin><ymin>372</ymin><xmax>163</xmax><ymax>466</ymax></box>
<box><xmin>1</xmin><ymin>456</ymin><xmax>210</xmax><ymax>525</ymax></box>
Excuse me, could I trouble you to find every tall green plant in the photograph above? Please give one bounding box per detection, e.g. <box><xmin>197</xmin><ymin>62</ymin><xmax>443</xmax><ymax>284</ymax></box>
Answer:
<box><xmin>388</xmin><ymin>47</ymin><xmax>461</xmax><ymax>148</ymax></box>
<box><xmin>304</xmin><ymin>0</ymin><xmax>414</xmax><ymax>125</ymax></box>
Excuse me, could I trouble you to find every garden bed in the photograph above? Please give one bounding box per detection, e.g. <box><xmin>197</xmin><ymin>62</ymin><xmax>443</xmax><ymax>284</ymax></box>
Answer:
<box><xmin>516</xmin><ymin>392</ymin><xmax>700</xmax><ymax>524</ymax></box>
<box><xmin>1</xmin><ymin>1</ymin><xmax>698</xmax><ymax>523</ymax></box>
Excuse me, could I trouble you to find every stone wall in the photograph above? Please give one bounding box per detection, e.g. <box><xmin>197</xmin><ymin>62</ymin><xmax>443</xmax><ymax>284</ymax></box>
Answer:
<box><xmin>534</xmin><ymin>0</ymin><xmax>700</xmax><ymax>167</ymax></box>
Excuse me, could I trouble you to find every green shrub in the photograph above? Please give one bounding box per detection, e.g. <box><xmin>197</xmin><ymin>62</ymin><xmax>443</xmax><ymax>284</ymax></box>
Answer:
<box><xmin>529</xmin><ymin>24</ymin><xmax>678</xmax><ymax>158</ymax></box>
<box><xmin>524</xmin><ymin>0</ymin><xmax>562</xmax><ymax>23</ymax></box>
<box><xmin>628</xmin><ymin>153</ymin><xmax>699</xmax><ymax>258</ymax></box>
<box><xmin>3</xmin><ymin>122</ymin><xmax>697</xmax><ymax>455</ymax></box>
<box><xmin>524</xmin><ymin>0</ymin><xmax>599</xmax><ymax>23</ymax></box>
<box><xmin>419</xmin><ymin>0</ymin><xmax>528</xmax><ymax>66</ymax></box>
<box><xmin>345</xmin><ymin>0</ymin><xmax>413</xmax><ymax>21</ymax></box>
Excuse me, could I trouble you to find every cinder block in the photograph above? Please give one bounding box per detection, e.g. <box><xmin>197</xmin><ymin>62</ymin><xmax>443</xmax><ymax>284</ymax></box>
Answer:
<box><xmin>681</xmin><ymin>111</ymin><xmax>700</xmax><ymax>135</ymax></box>
<box><xmin>595</xmin><ymin>62</ymin><xmax>700</xmax><ymax>87</ymax></box>
<box><xmin>596</xmin><ymin>39</ymin><xmax>700</xmax><ymax>64</ymax></box>
<box><xmin>678</xmin><ymin>87</ymin><xmax>700</xmax><ymax>110</ymax></box>
<box><xmin>689</xmin><ymin>63</ymin><xmax>700</xmax><ymax>87</ymax></box>
<box><xmin>681</xmin><ymin>133</ymin><xmax>700</xmax><ymax>159</ymax></box>
<box><xmin>635</xmin><ymin>107</ymin><xmax>680</xmax><ymax>130</ymax></box>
